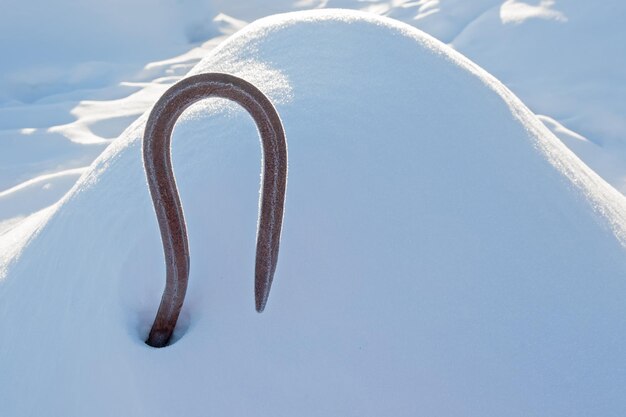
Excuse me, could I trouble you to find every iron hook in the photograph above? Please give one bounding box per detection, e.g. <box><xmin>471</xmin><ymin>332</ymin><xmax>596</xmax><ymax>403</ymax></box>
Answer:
<box><xmin>143</xmin><ymin>73</ymin><xmax>287</xmax><ymax>348</ymax></box>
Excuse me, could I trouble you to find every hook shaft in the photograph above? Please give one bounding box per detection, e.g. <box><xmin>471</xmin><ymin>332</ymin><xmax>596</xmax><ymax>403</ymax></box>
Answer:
<box><xmin>143</xmin><ymin>73</ymin><xmax>287</xmax><ymax>348</ymax></box>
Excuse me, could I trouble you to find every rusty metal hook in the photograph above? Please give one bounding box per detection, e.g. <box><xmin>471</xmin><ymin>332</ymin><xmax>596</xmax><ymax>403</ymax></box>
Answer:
<box><xmin>143</xmin><ymin>73</ymin><xmax>287</xmax><ymax>348</ymax></box>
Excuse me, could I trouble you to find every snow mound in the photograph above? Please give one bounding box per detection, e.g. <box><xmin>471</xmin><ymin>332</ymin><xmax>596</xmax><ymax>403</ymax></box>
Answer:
<box><xmin>2</xmin><ymin>9</ymin><xmax>626</xmax><ymax>416</ymax></box>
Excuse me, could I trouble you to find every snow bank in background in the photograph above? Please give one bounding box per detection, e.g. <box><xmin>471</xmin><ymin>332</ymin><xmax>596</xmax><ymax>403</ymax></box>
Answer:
<box><xmin>2</xmin><ymin>10</ymin><xmax>626</xmax><ymax>416</ymax></box>
<box><xmin>449</xmin><ymin>1</ymin><xmax>626</xmax><ymax>189</ymax></box>
<box><xmin>499</xmin><ymin>0</ymin><xmax>567</xmax><ymax>24</ymax></box>
<box><xmin>0</xmin><ymin>0</ymin><xmax>217</xmax><ymax>103</ymax></box>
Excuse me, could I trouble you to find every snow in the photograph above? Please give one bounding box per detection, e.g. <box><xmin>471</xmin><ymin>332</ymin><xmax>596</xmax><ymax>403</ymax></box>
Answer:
<box><xmin>0</xmin><ymin>0</ymin><xmax>204</xmax><ymax>103</ymax></box>
<box><xmin>450</xmin><ymin>1</ymin><xmax>626</xmax><ymax>190</ymax></box>
<box><xmin>2</xmin><ymin>0</ymin><xmax>626</xmax><ymax>238</ymax></box>
<box><xmin>499</xmin><ymin>0</ymin><xmax>567</xmax><ymax>24</ymax></box>
<box><xmin>1</xmin><ymin>10</ymin><xmax>626</xmax><ymax>416</ymax></box>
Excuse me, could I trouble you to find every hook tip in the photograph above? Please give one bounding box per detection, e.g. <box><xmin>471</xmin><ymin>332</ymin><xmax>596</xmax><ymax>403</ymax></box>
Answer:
<box><xmin>255</xmin><ymin>276</ymin><xmax>272</xmax><ymax>313</ymax></box>
<box><xmin>255</xmin><ymin>290</ymin><xmax>269</xmax><ymax>313</ymax></box>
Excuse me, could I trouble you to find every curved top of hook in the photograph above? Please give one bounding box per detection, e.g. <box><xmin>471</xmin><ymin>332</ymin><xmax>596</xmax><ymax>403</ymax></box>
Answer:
<box><xmin>143</xmin><ymin>73</ymin><xmax>288</xmax><ymax>348</ymax></box>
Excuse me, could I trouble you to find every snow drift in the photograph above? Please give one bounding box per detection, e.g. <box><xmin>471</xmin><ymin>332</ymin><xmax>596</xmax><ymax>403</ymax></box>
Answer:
<box><xmin>1</xmin><ymin>9</ymin><xmax>626</xmax><ymax>417</ymax></box>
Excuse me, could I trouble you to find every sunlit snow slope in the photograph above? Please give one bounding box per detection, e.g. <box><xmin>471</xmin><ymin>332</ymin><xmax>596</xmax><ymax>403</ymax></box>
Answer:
<box><xmin>1</xmin><ymin>10</ymin><xmax>626</xmax><ymax>417</ymax></box>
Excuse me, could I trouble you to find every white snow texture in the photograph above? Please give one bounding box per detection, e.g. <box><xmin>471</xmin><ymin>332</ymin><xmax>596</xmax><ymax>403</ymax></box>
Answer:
<box><xmin>1</xmin><ymin>9</ymin><xmax>626</xmax><ymax>417</ymax></box>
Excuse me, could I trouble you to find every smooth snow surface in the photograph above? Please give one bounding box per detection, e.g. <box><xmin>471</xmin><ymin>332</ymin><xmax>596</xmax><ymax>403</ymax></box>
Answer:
<box><xmin>450</xmin><ymin>1</ymin><xmax>626</xmax><ymax>190</ymax></box>
<box><xmin>1</xmin><ymin>10</ymin><xmax>626</xmax><ymax>416</ymax></box>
